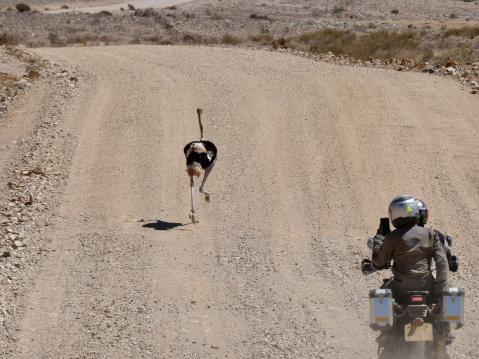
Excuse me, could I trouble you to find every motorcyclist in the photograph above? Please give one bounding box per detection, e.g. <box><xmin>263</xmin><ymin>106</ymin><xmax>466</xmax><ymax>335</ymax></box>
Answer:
<box><xmin>415</xmin><ymin>199</ymin><xmax>459</xmax><ymax>272</ymax></box>
<box><xmin>372</xmin><ymin>195</ymin><xmax>449</xmax><ymax>304</ymax></box>
<box><xmin>371</xmin><ymin>196</ymin><xmax>451</xmax><ymax>357</ymax></box>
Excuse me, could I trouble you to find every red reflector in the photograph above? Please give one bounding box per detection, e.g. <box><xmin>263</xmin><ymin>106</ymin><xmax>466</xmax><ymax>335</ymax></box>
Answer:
<box><xmin>410</xmin><ymin>295</ymin><xmax>425</xmax><ymax>304</ymax></box>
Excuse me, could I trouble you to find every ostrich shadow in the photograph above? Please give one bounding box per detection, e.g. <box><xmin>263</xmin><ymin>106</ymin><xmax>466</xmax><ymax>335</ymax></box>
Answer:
<box><xmin>142</xmin><ymin>220</ymin><xmax>187</xmax><ymax>231</ymax></box>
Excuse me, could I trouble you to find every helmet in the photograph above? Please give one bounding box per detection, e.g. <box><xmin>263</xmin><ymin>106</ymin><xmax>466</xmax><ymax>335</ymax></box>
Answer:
<box><xmin>415</xmin><ymin>199</ymin><xmax>429</xmax><ymax>226</ymax></box>
<box><xmin>388</xmin><ymin>195</ymin><xmax>419</xmax><ymax>228</ymax></box>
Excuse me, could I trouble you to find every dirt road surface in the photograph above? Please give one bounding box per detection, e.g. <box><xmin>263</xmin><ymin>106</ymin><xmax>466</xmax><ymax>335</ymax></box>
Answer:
<box><xmin>2</xmin><ymin>46</ymin><xmax>478</xmax><ymax>357</ymax></box>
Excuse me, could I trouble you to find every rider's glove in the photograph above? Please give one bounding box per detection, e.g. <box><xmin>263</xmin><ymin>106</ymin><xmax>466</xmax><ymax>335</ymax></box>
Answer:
<box><xmin>445</xmin><ymin>235</ymin><xmax>453</xmax><ymax>246</ymax></box>
<box><xmin>370</xmin><ymin>234</ymin><xmax>384</xmax><ymax>254</ymax></box>
<box><xmin>449</xmin><ymin>255</ymin><xmax>459</xmax><ymax>272</ymax></box>
<box><xmin>361</xmin><ymin>259</ymin><xmax>377</xmax><ymax>275</ymax></box>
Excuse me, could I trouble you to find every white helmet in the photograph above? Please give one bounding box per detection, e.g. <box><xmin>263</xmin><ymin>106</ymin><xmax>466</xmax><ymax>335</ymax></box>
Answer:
<box><xmin>388</xmin><ymin>195</ymin><xmax>419</xmax><ymax>228</ymax></box>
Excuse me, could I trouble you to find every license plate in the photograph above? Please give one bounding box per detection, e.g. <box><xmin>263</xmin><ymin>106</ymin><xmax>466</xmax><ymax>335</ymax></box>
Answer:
<box><xmin>404</xmin><ymin>323</ymin><xmax>433</xmax><ymax>342</ymax></box>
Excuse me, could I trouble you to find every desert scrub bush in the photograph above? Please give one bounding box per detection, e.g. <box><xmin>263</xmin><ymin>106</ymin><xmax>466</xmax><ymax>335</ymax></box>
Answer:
<box><xmin>443</xmin><ymin>26</ymin><xmax>479</xmax><ymax>39</ymax></box>
<box><xmin>331</xmin><ymin>6</ymin><xmax>345</xmax><ymax>15</ymax></box>
<box><xmin>291</xmin><ymin>29</ymin><xmax>419</xmax><ymax>60</ymax></box>
<box><xmin>143</xmin><ymin>35</ymin><xmax>173</xmax><ymax>45</ymax></box>
<box><xmin>96</xmin><ymin>10</ymin><xmax>112</xmax><ymax>17</ymax></box>
<box><xmin>249</xmin><ymin>33</ymin><xmax>273</xmax><ymax>43</ymax></box>
<box><xmin>48</xmin><ymin>32</ymin><xmax>66</xmax><ymax>47</ymax></box>
<box><xmin>210</xmin><ymin>12</ymin><xmax>223</xmax><ymax>20</ymax></box>
<box><xmin>25</xmin><ymin>69</ymin><xmax>41</xmax><ymax>80</ymax></box>
<box><xmin>271</xmin><ymin>37</ymin><xmax>289</xmax><ymax>49</ymax></box>
<box><xmin>350</xmin><ymin>30</ymin><xmax>418</xmax><ymax>59</ymax></box>
<box><xmin>134</xmin><ymin>8</ymin><xmax>173</xmax><ymax>28</ymax></box>
<box><xmin>60</xmin><ymin>4</ymin><xmax>69</xmax><ymax>9</ymax></box>
<box><xmin>296</xmin><ymin>29</ymin><xmax>356</xmax><ymax>55</ymax></box>
<box><xmin>421</xmin><ymin>48</ymin><xmax>434</xmax><ymax>62</ymax></box>
<box><xmin>134</xmin><ymin>7</ymin><xmax>158</xmax><ymax>17</ymax></box>
<box><xmin>391</xmin><ymin>9</ymin><xmax>399</xmax><ymax>15</ymax></box>
<box><xmin>222</xmin><ymin>34</ymin><xmax>241</xmax><ymax>45</ymax></box>
<box><xmin>0</xmin><ymin>33</ymin><xmax>22</xmax><ymax>46</ymax></box>
<box><xmin>15</xmin><ymin>3</ymin><xmax>31</xmax><ymax>12</ymax></box>
<box><xmin>434</xmin><ymin>46</ymin><xmax>476</xmax><ymax>65</ymax></box>
<box><xmin>250</xmin><ymin>13</ymin><xmax>271</xmax><ymax>21</ymax></box>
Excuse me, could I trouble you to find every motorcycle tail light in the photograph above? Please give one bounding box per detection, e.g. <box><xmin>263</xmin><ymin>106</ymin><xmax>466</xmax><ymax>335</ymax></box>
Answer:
<box><xmin>410</xmin><ymin>295</ymin><xmax>425</xmax><ymax>304</ymax></box>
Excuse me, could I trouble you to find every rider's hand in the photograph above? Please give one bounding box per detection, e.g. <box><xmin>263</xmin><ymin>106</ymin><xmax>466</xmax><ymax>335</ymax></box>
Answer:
<box><xmin>361</xmin><ymin>259</ymin><xmax>376</xmax><ymax>275</ymax></box>
<box><xmin>449</xmin><ymin>255</ymin><xmax>459</xmax><ymax>272</ymax></box>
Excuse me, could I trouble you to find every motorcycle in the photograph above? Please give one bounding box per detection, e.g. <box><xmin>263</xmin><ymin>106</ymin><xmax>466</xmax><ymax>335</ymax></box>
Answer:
<box><xmin>362</xmin><ymin>218</ymin><xmax>464</xmax><ymax>359</ymax></box>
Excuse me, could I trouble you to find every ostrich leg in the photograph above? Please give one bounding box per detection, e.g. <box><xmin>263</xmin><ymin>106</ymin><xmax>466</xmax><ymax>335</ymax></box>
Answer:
<box><xmin>199</xmin><ymin>161</ymin><xmax>215</xmax><ymax>202</ymax></box>
<box><xmin>189</xmin><ymin>177</ymin><xmax>198</xmax><ymax>224</ymax></box>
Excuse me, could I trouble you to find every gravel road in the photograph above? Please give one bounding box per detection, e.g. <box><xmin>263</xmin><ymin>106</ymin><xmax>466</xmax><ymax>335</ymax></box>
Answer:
<box><xmin>2</xmin><ymin>45</ymin><xmax>478</xmax><ymax>358</ymax></box>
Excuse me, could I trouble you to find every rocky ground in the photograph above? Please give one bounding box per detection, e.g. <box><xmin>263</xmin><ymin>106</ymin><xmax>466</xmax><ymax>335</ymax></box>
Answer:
<box><xmin>0</xmin><ymin>47</ymin><xmax>38</xmax><ymax>122</ymax></box>
<box><xmin>1</xmin><ymin>0</ymin><xmax>479</xmax><ymax>56</ymax></box>
<box><xmin>0</xmin><ymin>46</ymin><xmax>80</xmax><ymax>351</ymax></box>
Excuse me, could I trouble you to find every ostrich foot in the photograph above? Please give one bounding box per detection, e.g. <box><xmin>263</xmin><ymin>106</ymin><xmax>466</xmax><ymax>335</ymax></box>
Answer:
<box><xmin>199</xmin><ymin>187</ymin><xmax>211</xmax><ymax>202</ymax></box>
<box><xmin>189</xmin><ymin>211</ymin><xmax>199</xmax><ymax>224</ymax></box>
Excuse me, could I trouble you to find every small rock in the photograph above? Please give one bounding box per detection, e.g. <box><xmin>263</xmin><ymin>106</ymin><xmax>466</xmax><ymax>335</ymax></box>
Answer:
<box><xmin>25</xmin><ymin>193</ymin><xmax>34</xmax><ymax>206</ymax></box>
<box><xmin>446</xmin><ymin>67</ymin><xmax>456</xmax><ymax>75</ymax></box>
<box><xmin>13</xmin><ymin>241</ymin><xmax>25</xmax><ymax>249</ymax></box>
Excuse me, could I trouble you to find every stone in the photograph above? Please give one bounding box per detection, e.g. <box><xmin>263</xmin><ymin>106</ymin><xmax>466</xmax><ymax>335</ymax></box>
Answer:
<box><xmin>446</xmin><ymin>67</ymin><xmax>456</xmax><ymax>75</ymax></box>
<box><xmin>13</xmin><ymin>241</ymin><xmax>25</xmax><ymax>249</ymax></box>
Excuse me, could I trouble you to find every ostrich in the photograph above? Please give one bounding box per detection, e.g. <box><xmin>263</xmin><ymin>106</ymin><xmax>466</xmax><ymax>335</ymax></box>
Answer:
<box><xmin>183</xmin><ymin>109</ymin><xmax>217</xmax><ymax>224</ymax></box>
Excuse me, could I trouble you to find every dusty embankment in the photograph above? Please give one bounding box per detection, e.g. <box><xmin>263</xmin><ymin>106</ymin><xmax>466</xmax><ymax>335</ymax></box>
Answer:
<box><xmin>0</xmin><ymin>45</ymin><xmax>477</xmax><ymax>358</ymax></box>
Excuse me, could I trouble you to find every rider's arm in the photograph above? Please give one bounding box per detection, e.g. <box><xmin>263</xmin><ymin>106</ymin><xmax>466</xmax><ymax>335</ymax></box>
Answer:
<box><xmin>432</xmin><ymin>230</ymin><xmax>449</xmax><ymax>293</ymax></box>
<box><xmin>372</xmin><ymin>233</ymin><xmax>396</xmax><ymax>269</ymax></box>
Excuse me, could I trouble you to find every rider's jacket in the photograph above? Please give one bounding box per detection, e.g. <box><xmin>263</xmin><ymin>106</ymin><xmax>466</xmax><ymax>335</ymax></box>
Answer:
<box><xmin>372</xmin><ymin>224</ymin><xmax>448</xmax><ymax>294</ymax></box>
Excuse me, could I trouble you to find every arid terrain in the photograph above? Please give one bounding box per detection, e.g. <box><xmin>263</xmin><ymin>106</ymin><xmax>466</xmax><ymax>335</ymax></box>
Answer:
<box><xmin>0</xmin><ymin>1</ymin><xmax>478</xmax><ymax>358</ymax></box>
<box><xmin>1</xmin><ymin>0</ymin><xmax>479</xmax><ymax>62</ymax></box>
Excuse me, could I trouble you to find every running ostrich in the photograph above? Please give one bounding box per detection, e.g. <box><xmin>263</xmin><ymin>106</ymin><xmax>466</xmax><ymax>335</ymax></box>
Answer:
<box><xmin>184</xmin><ymin>109</ymin><xmax>217</xmax><ymax>224</ymax></box>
